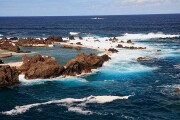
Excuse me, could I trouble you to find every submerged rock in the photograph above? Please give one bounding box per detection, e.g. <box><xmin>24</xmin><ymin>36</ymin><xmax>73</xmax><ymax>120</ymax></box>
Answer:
<box><xmin>76</xmin><ymin>42</ymin><xmax>82</xmax><ymax>45</ymax></box>
<box><xmin>75</xmin><ymin>46</ymin><xmax>82</xmax><ymax>50</ymax></box>
<box><xmin>137</xmin><ymin>57</ymin><xmax>152</xmax><ymax>61</ymax></box>
<box><xmin>0</xmin><ymin>59</ymin><xmax>4</xmax><ymax>64</ymax></box>
<box><xmin>61</xmin><ymin>45</ymin><xmax>73</xmax><ymax>49</ymax></box>
<box><xmin>0</xmin><ymin>65</ymin><xmax>20</xmax><ymax>87</ymax></box>
<box><xmin>19</xmin><ymin>54</ymin><xmax>64</xmax><ymax>79</ymax></box>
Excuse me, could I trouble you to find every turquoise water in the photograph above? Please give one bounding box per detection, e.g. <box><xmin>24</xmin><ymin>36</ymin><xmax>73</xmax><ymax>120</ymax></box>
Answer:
<box><xmin>1</xmin><ymin>46</ymin><xmax>101</xmax><ymax>65</ymax></box>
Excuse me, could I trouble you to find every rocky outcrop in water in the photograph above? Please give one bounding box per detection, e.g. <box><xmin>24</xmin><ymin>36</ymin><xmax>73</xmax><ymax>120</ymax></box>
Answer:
<box><xmin>19</xmin><ymin>54</ymin><xmax>64</xmax><ymax>79</ymax></box>
<box><xmin>61</xmin><ymin>45</ymin><xmax>73</xmax><ymax>49</ymax></box>
<box><xmin>69</xmin><ymin>36</ymin><xmax>75</xmax><ymax>40</ymax></box>
<box><xmin>0</xmin><ymin>41</ymin><xmax>21</xmax><ymax>53</ymax></box>
<box><xmin>63</xmin><ymin>53</ymin><xmax>110</xmax><ymax>76</ymax></box>
<box><xmin>108</xmin><ymin>48</ymin><xmax>119</xmax><ymax>53</ymax></box>
<box><xmin>137</xmin><ymin>57</ymin><xmax>153</xmax><ymax>61</ymax></box>
<box><xmin>17</xmin><ymin>36</ymin><xmax>64</xmax><ymax>47</ymax></box>
<box><xmin>0</xmin><ymin>59</ymin><xmax>4</xmax><ymax>64</ymax></box>
<box><xmin>0</xmin><ymin>65</ymin><xmax>20</xmax><ymax>87</ymax></box>
<box><xmin>116</xmin><ymin>44</ymin><xmax>146</xmax><ymax>49</ymax></box>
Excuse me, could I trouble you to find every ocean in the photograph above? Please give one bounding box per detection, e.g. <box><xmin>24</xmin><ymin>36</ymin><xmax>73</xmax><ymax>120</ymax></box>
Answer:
<box><xmin>0</xmin><ymin>14</ymin><xmax>180</xmax><ymax>120</ymax></box>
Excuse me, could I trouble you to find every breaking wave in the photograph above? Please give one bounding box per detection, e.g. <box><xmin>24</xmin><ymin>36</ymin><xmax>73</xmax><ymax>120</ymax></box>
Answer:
<box><xmin>1</xmin><ymin>95</ymin><xmax>133</xmax><ymax>116</ymax></box>
<box><xmin>118</xmin><ymin>32</ymin><xmax>180</xmax><ymax>40</ymax></box>
<box><xmin>69</xmin><ymin>32</ymin><xmax>80</xmax><ymax>35</ymax></box>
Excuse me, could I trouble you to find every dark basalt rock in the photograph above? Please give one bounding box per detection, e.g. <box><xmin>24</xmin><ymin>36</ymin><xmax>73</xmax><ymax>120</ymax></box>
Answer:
<box><xmin>127</xmin><ymin>40</ymin><xmax>132</xmax><ymax>43</ymax></box>
<box><xmin>9</xmin><ymin>37</ymin><xmax>18</xmax><ymax>40</ymax></box>
<box><xmin>19</xmin><ymin>54</ymin><xmax>64</xmax><ymax>79</ymax></box>
<box><xmin>79</xmin><ymin>37</ymin><xmax>83</xmax><ymax>40</ymax></box>
<box><xmin>109</xmin><ymin>37</ymin><xmax>118</xmax><ymax>42</ymax></box>
<box><xmin>63</xmin><ymin>53</ymin><xmax>110</xmax><ymax>76</ymax></box>
<box><xmin>69</xmin><ymin>36</ymin><xmax>75</xmax><ymax>40</ymax></box>
<box><xmin>76</xmin><ymin>42</ymin><xmax>82</xmax><ymax>45</ymax></box>
<box><xmin>116</xmin><ymin>44</ymin><xmax>123</xmax><ymax>48</ymax></box>
<box><xmin>0</xmin><ymin>59</ymin><xmax>4</xmax><ymax>64</ymax></box>
<box><xmin>0</xmin><ymin>41</ymin><xmax>21</xmax><ymax>53</ymax></box>
<box><xmin>0</xmin><ymin>65</ymin><xmax>20</xmax><ymax>88</ymax></box>
<box><xmin>46</xmin><ymin>36</ymin><xmax>64</xmax><ymax>42</ymax></box>
<box><xmin>108</xmin><ymin>48</ymin><xmax>119</xmax><ymax>53</ymax></box>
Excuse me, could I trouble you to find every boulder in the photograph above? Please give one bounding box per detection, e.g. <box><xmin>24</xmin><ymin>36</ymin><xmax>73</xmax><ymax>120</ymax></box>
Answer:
<box><xmin>69</xmin><ymin>36</ymin><xmax>75</xmax><ymax>40</ymax></box>
<box><xmin>76</xmin><ymin>42</ymin><xmax>82</xmax><ymax>45</ymax></box>
<box><xmin>0</xmin><ymin>59</ymin><xmax>4</xmax><ymax>64</ymax></box>
<box><xmin>116</xmin><ymin>44</ymin><xmax>123</xmax><ymax>48</ymax></box>
<box><xmin>108</xmin><ymin>48</ymin><xmax>119</xmax><ymax>53</ymax></box>
<box><xmin>79</xmin><ymin>37</ymin><xmax>83</xmax><ymax>40</ymax></box>
<box><xmin>127</xmin><ymin>40</ymin><xmax>132</xmax><ymax>43</ymax></box>
<box><xmin>19</xmin><ymin>54</ymin><xmax>64</xmax><ymax>79</ymax></box>
<box><xmin>0</xmin><ymin>65</ymin><xmax>20</xmax><ymax>87</ymax></box>
<box><xmin>137</xmin><ymin>57</ymin><xmax>152</xmax><ymax>61</ymax></box>
<box><xmin>46</xmin><ymin>36</ymin><xmax>64</xmax><ymax>42</ymax></box>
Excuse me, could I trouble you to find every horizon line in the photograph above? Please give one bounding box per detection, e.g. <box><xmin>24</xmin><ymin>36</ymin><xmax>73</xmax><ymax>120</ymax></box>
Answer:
<box><xmin>0</xmin><ymin>13</ymin><xmax>180</xmax><ymax>17</ymax></box>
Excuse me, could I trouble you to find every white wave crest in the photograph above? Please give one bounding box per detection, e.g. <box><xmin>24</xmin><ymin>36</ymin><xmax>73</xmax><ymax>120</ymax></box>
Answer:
<box><xmin>118</xmin><ymin>32</ymin><xmax>180</xmax><ymax>40</ymax></box>
<box><xmin>0</xmin><ymin>34</ymin><xmax>3</xmax><ymax>37</ymax></box>
<box><xmin>91</xmin><ymin>17</ymin><xmax>105</xmax><ymax>20</ymax></box>
<box><xmin>19</xmin><ymin>74</ymin><xmax>88</xmax><ymax>86</ymax></box>
<box><xmin>1</xmin><ymin>95</ymin><xmax>133</xmax><ymax>116</ymax></box>
<box><xmin>69</xmin><ymin>32</ymin><xmax>80</xmax><ymax>35</ymax></box>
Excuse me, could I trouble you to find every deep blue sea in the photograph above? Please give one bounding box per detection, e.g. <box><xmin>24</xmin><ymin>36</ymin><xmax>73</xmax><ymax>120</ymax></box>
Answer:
<box><xmin>0</xmin><ymin>14</ymin><xmax>180</xmax><ymax>120</ymax></box>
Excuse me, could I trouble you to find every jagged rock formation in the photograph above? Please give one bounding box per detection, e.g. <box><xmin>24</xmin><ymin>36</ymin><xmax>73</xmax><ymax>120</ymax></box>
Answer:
<box><xmin>0</xmin><ymin>41</ymin><xmax>21</xmax><ymax>53</ymax></box>
<box><xmin>19</xmin><ymin>54</ymin><xmax>64</xmax><ymax>79</ymax></box>
<box><xmin>63</xmin><ymin>53</ymin><xmax>110</xmax><ymax>76</ymax></box>
<box><xmin>0</xmin><ymin>65</ymin><xmax>20</xmax><ymax>87</ymax></box>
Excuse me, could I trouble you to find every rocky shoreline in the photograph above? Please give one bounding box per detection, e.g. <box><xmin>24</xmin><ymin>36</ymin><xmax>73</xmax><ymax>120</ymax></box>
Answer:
<box><xmin>0</xmin><ymin>35</ymin><xmax>149</xmax><ymax>88</ymax></box>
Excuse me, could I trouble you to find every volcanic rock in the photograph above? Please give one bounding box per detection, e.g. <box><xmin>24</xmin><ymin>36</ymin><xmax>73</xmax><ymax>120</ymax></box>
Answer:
<box><xmin>116</xmin><ymin>44</ymin><xmax>123</xmax><ymax>48</ymax></box>
<box><xmin>108</xmin><ymin>48</ymin><xmax>119</xmax><ymax>53</ymax></box>
<box><xmin>63</xmin><ymin>53</ymin><xmax>110</xmax><ymax>76</ymax></box>
<box><xmin>76</xmin><ymin>42</ymin><xmax>82</xmax><ymax>45</ymax></box>
<box><xmin>69</xmin><ymin>36</ymin><xmax>75</xmax><ymax>40</ymax></box>
<box><xmin>19</xmin><ymin>54</ymin><xmax>64</xmax><ymax>79</ymax></box>
<box><xmin>0</xmin><ymin>65</ymin><xmax>20</xmax><ymax>87</ymax></box>
<box><xmin>0</xmin><ymin>41</ymin><xmax>21</xmax><ymax>53</ymax></box>
<box><xmin>127</xmin><ymin>40</ymin><xmax>132</xmax><ymax>43</ymax></box>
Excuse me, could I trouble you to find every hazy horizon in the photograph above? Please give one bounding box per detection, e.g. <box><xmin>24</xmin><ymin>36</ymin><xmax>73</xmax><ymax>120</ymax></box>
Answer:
<box><xmin>0</xmin><ymin>0</ymin><xmax>180</xmax><ymax>16</ymax></box>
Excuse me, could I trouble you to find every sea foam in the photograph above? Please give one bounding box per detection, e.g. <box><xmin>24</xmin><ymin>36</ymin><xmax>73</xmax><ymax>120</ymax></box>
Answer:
<box><xmin>1</xmin><ymin>95</ymin><xmax>133</xmax><ymax>116</ymax></box>
<box><xmin>118</xmin><ymin>32</ymin><xmax>180</xmax><ymax>40</ymax></box>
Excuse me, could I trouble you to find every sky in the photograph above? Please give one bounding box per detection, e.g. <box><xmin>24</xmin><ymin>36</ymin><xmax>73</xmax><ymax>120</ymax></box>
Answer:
<box><xmin>0</xmin><ymin>0</ymin><xmax>180</xmax><ymax>16</ymax></box>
